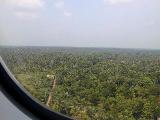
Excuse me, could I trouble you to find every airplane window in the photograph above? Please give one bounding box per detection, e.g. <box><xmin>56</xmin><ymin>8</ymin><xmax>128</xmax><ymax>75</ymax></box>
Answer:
<box><xmin>0</xmin><ymin>0</ymin><xmax>160</xmax><ymax>120</ymax></box>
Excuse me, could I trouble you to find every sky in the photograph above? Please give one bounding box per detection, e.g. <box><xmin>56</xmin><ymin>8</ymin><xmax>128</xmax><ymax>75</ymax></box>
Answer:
<box><xmin>0</xmin><ymin>0</ymin><xmax>160</xmax><ymax>49</ymax></box>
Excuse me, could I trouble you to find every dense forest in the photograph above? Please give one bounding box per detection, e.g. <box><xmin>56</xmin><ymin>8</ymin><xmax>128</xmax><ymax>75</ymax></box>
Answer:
<box><xmin>0</xmin><ymin>46</ymin><xmax>160</xmax><ymax>120</ymax></box>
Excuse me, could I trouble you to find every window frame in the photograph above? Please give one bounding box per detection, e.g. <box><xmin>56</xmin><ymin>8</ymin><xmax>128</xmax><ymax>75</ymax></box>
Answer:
<box><xmin>0</xmin><ymin>56</ymin><xmax>73</xmax><ymax>120</ymax></box>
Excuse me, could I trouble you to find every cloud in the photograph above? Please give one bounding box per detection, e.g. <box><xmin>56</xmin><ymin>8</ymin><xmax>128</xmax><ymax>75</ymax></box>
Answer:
<box><xmin>55</xmin><ymin>1</ymin><xmax>64</xmax><ymax>9</ymax></box>
<box><xmin>55</xmin><ymin>1</ymin><xmax>72</xmax><ymax>17</ymax></box>
<box><xmin>144</xmin><ymin>20</ymin><xmax>156</xmax><ymax>27</ymax></box>
<box><xmin>104</xmin><ymin>0</ymin><xmax>132</xmax><ymax>5</ymax></box>
<box><xmin>14</xmin><ymin>11</ymin><xmax>37</xmax><ymax>19</ymax></box>
<box><xmin>2</xmin><ymin>0</ymin><xmax>45</xmax><ymax>19</ymax></box>
<box><xmin>64</xmin><ymin>11</ymin><xmax>72</xmax><ymax>17</ymax></box>
<box><xmin>5</xmin><ymin>0</ymin><xmax>45</xmax><ymax>9</ymax></box>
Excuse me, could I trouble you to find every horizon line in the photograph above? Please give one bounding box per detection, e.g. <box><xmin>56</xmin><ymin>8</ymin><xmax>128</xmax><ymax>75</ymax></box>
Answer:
<box><xmin>0</xmin><ymin>45</ymin><xmax>160</xmax><ymax>50</ymax></box>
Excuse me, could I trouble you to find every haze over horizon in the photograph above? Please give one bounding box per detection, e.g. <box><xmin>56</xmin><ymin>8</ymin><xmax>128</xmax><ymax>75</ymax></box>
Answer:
<box><xmin>0</xmin><ymin>0</ymin><xmax>160</xmax><ymax>49</ymax></box>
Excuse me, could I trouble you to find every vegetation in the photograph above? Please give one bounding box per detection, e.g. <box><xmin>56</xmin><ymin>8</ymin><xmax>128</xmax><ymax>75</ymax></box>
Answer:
<box><xmin>0</xmin><ymin>46</ymin><xmax>160</xmax><ymax>120</ymax></box>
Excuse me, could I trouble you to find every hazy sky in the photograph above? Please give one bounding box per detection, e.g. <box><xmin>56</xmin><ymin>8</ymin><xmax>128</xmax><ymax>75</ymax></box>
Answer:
<box><xmin>0</xmin><ymin>0</ymin><xmax>160</xmax><ymax>48</ymax></box>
